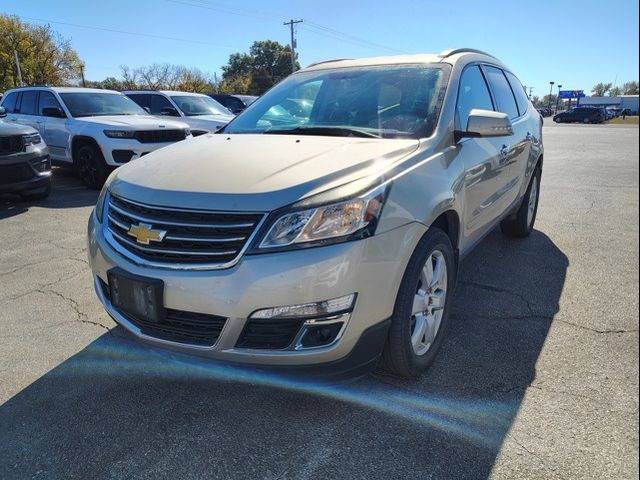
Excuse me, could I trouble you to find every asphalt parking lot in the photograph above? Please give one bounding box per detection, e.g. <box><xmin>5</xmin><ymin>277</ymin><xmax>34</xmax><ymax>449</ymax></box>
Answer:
<box><xmin>1</xmin><ymin>123</ymin><xmax>638</xmax><ymax>480</ymax></box>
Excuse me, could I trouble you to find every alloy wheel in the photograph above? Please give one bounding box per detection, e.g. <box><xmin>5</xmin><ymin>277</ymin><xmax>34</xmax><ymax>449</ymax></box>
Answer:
<box><xmin>410</xmin><ymin>250</ymin><xmax>448</xmax><ymax>356</ymax></box>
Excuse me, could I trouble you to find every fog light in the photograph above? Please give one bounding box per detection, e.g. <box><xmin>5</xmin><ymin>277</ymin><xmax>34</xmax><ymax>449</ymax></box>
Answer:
<box><xmin>299</xmin><ymin>323</ymin><xmax>343</xmax><ymax>348</ymax></box>
<box><xmin>250</xmin><ymin>294</ymin><xmax>356</xmax><ymax>319</ymax></box>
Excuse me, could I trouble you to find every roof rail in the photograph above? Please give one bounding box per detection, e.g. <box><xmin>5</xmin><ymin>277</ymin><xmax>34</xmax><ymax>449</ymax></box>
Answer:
<box><xmin>306</xmin><ymin>58</ymin><xmax>353</xmax><ymax>68</ymax></box>
<box><xmin>438</xmin><ymin>48</ymin><xmax>498</xmax><ymax>59</ymax></box>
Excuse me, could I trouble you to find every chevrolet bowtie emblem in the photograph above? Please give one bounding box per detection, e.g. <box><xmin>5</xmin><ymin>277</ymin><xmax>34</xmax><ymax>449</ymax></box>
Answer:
<box><xmin>127</xmin><ymin>223</ymin><xmax>167</xmax><ymax>245</ymax></box>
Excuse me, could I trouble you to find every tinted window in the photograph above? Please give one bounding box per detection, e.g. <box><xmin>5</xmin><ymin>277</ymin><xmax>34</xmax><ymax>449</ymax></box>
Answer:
<box><xmin>1</xmin><ymin>92</ymin><xmax>18</xmax><ymax>113</ymax></box>
<box><xmin>483</xmin><ymin>66</ymin><xmax>519</xmax><ymax>119</ymax></box>
<box><xmin>170</xmin><ymin>95</ymin><xmax>230</xmax><ymax>116</ymax></box>
<box><xmin>456</xmin><ymin>65</ymin><xmax>494</xmax><ymax>130</ymax></box>
<box><xmin>59</xmin><ymin>93</ymin><xmax>145</xmax><ymax>117</ymax></box>
<box><xmin>38</xmin><ymin>91</ymin><xmax>64</xmax><ymax>115</ymax></box>
<box><xmin>127</xmin><ymin>94</ymin><xmax>151</xmax><ymax>110</ymax></box>
<box><xmin>226</xmin><ymin>65</ymin><xmax>450</xmax><ymax>139</ymax></box>
<box><xmin>19</xmin><ymin>90</ymin><xmax>38</xmax><ymax>115</ymax></box>
<box><xmin>150</xmin><ymin>95</ymin><xmax>175</xmax><ymax>115</ymax></box>
<box><xmin>504</xmin><ymin>71</ymin><xmax>529</xmax><ymax>116</ymax></box>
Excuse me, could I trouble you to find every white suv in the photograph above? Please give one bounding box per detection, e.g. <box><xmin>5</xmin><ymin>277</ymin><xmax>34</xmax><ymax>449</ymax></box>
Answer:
<box><xmin>124</xmin><ymin>90</ymin><xmax>235</xmax><ymax>136</ymax></box>
<box><xmin>0</xmin><ymin>87</ymin><xmax>192</xmax><ymax>189</ymax></box>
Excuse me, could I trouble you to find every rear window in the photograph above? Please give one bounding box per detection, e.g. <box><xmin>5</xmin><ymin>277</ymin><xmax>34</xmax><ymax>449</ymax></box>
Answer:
<box><xmin>504</xmin><ymin>71</ymin><xmax>529</xmax><ymax>117</ymax></box>
<box><xmin>19</xmin><ymin>90</ymin><xmax>38</xmax><ymax>115</ymax></box>
<box><xmin>483</xmin><ymin>66</ymin><xmax>519</xmax><ymax>119</ymax></box>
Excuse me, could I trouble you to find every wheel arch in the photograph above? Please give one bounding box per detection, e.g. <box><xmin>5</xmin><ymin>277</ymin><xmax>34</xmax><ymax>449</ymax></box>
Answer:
<box><xmin>71</xmin><ymin>135</ymin><xmax>102</xmax><ymax>164</ymax></box>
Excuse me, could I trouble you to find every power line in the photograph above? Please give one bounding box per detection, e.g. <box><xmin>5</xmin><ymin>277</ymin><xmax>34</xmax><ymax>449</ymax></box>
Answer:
<box><xmin>303</xmin><ymin>21</ymin><xmax>406</xmax><ymax>54</ymax></box>
<box><xmin>21</xmin><ymin>16</ymin><xmax>224</xmax><ymax>46</ymax></box>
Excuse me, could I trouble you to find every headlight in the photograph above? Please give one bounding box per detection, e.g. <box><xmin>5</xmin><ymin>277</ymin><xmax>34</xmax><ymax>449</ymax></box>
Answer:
<box><xmin>255</xmin><ymin>182</ymin><xmax>389</xmax><ymax>251</ymax></box>
<box><xmin>103</xmin><ymin>130</ymin><xmax>135</xmax><ymax>138</ymax></box>
<box><xmin>94</xmin><ymin>184</ymin><xmax>109</xmax><ymax>223</ymax></box>
<box><xmin>22</xmin><ymin>133</ymin><xmax>42</xmax><ymax>146</ymax></box>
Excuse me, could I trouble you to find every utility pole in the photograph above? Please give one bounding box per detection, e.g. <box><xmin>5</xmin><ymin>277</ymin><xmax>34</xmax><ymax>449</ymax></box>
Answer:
<box><xmin>555</xmin><ymin>84</ymin><xmax>563</xmax><ymax>114</ymax></box>
<box><xmin>283</xmin><ymin>19</ymin><xmax>303</xmax><ymax>73</ymax></box>
<box><xmin>79</xmin><ymin>63</ymin><xmax>86</xmax><ymax>88</ymax></box>
<box><xmin>14</xmin><ymin>50</ymin><xmax>24</xmax><ymax>86</ymax></box>
<box><xmin>547</xmin><ymin>81</ymin><xmax>555</xmax><ymax>110</ymax></box>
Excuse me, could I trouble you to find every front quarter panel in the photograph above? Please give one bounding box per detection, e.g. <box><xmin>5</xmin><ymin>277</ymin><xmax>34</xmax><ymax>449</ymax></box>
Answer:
<box><xmin>377</xmin><ymin>144</ymin><xmax>464</xmax><ymax>236</ymax></box>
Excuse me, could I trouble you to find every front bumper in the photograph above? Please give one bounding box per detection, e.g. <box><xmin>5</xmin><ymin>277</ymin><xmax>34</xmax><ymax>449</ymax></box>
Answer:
<box><xmin>97</xmin><ymin>137</ymin><xmax>190</xmax><ymax>166</ymax></box>
<box><xmin>88</xmin><ymin>211</ymin><xmax>425</xmax><ymax>369</ymax></box>
<box><xmin>0</xmin><ymin>149</ymin><xmax>51</xmax><ymax>194</ymax></box>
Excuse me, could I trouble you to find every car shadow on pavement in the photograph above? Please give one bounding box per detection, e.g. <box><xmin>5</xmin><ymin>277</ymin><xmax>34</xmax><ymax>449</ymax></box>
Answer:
<box><xmin>0</xmin><ymin>229</ymin><xmax>568</xmax><ymax>480</ymax></box>
<box><xmin>0</xmin><ymin>168</ymin><xmax>97</xmax><ymax>219</ymax></box>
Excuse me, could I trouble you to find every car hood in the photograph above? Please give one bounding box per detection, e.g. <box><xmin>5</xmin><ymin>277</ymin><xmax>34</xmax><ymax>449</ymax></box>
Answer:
<box><xmin>74</xmin><ymin>115</ymin><xmax>189</xmax><ymax>129</ymax></box>
<box><xmin>182</xmin><ymin>114</ymin><xmax>234</xmax><ymax>132</ymax></box>
<box><xmin>110</xmin><ymin>134</ymin><xmax>420</xmax><ymax>212</ymax></box>
<box><xmin>0</xmin><ymin>119</ymin><xmax>37</xmax><ymax>136</ymax></box>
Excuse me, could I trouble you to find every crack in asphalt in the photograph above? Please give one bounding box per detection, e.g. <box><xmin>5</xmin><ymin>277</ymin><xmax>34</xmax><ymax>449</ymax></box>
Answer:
<box><xmin>35</xmin><ymin>288</ymin><xmax>113</xmax><ymax>336</ymax></box>
<box><xmin>506</xmin><ymin>433</ymin><xmax>565</xmax><ymax>480</ymax></box>
<box><xmin>455</xmin><ymin>281</ymin><xmax>637</xmax><ymax>334</ymax></box>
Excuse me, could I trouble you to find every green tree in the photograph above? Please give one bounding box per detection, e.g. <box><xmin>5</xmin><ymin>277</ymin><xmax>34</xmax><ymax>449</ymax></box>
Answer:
<box><xmin>221</xmin><ymin>40</ymin><xmax>298</xmax><ymax>95</ymax></box>
<box><xmin>0</xmin><ymin>15</ymin><xmax>82</xmax><ymax>90</ymax></box>
<box><xmin>622</xmin><ymin>81</ymin><xmax>639</xmax><ymax>95</ymax></box>
<box><xmin>609</xmin><ymin>86</ymin><xmax>622</xmax><ymax>97</ymax></box>
<box><xmin>591</xmin><ymin>82</ymin><xmax>612</xmax><ymax>96</ymax></box>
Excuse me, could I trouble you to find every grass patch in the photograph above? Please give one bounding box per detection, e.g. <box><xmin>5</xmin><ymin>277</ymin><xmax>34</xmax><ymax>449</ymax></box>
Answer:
<box><xmin>609</xmin><ymin>116</ymin><xmax>639</xmax><ymax>125</ymax></box>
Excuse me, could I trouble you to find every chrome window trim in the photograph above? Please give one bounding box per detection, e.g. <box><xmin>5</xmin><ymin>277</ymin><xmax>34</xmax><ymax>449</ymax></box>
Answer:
<box><xmin>101</xmin><ymin>191</ymin><xmax>268</xmax><ymax>271</ymax></box>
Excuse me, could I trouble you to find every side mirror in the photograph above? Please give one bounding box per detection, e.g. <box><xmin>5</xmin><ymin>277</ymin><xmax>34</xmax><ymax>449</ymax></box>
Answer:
<box><xmin>0</xmin><ymin>106</ymin><xmax>6</xmax><ymax>117</ymax></box>
<box><xmin>143</xmin><ymin>106</ymin><xmax>151</xmax><ymax>114</ymax></box>
<box><xmin>160</xmin><ymin>107</ymin><xmax>180</xmax><ymax>117</ymax></box>
<box><xmin>42</xmin><ymin>107</ymin><xmax>66</xmax><ymax>118</ymax></box>
<box><xmin>455</xmin><ymin>109</ymin><xmax>513</xmax><ymax>142</ymax></box>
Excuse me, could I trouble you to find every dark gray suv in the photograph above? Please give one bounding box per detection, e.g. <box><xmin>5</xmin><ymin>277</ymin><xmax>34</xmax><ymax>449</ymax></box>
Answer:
<box><xmin>0</xmin><ymin>107</ymin><xmax>51</xmax><ymax>200</ymax></box>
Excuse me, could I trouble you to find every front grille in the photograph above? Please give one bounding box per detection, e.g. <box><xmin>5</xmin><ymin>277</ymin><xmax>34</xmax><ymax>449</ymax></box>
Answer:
<box><xmin>100</xmin><ymin>279</ymin><xmax>226</xmax><ymax>346</ymax></box>
<box><xmin>236</xmin><ymin>318</ymin><xmax>304</xmax><ymax>349</ymax></box>
<box><xmin>134</xmin><ymin>129</ymin><xmax>186</xmax><ymax>143</ymax></box>
<box><xmin>0</xmin><ymin>135</ymin><xmax>24</xmax><ymax>155</ymax></box>
<box><xmin>106</xmin><ymin>194</ymin><xmax>264</xmax><ymax>266</ymax></box>
<box><xmin>0</xmin><ymin>163</ymin><xmax>34</xmax><ymax>185</ymax></box>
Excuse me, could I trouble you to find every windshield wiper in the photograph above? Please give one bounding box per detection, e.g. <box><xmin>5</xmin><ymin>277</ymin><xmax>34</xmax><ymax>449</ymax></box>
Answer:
<box><xmin>264</xmin><ymin>126</ymin><xmax>380</xmax><ymax>138</ymax></box>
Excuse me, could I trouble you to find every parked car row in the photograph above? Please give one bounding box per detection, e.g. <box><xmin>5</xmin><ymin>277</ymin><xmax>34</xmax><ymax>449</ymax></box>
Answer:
<box><xmin>0</xmin><ymin>87</ymin><xmax>261</xmax><ymax>195</ymax></box>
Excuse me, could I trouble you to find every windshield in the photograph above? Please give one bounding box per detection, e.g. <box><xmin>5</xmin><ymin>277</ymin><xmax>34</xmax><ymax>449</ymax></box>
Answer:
<box><xmin>170</xmin><ymin>95</ymin><xmax>230</xmax><ymax>116</ymax></box>
<box><xmin>59</xmin><ymin>92</ymin><xmax>146</xmax><ymax>117</ymax></box>
<box><xmin>225</xmin><ymin>64</ymin><xmax>450</xmax><ymax>139</ymax></box>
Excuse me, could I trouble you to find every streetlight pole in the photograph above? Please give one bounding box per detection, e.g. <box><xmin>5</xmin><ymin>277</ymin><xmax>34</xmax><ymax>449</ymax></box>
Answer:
<box><xmin>547</xmin><ymin>81</ymin><xmax>555</xmax><ymax>110</ymax></box>
<box><xmin>555</xmin><ymin>84</ymin><xmax>562</xmax><ymax>114</ymax></box>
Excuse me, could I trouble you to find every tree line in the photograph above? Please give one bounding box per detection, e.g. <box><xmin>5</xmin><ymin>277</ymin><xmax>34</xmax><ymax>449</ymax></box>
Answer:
<box><xmin>1</xmin><ymin>14</ymin><xmax>296</xmax><ymax>95</ymax></box>
<box><xmin>591</xmin><ymin>81</ymin><xmax>638</xmax><ymax>97</ymax></box>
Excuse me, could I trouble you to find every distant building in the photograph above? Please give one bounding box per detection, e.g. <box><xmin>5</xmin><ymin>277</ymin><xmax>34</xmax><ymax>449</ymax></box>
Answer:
<box><xmin>579</xmin><ymin>95</ymin><xmax>639</xmax><ymax>114</ymax></box>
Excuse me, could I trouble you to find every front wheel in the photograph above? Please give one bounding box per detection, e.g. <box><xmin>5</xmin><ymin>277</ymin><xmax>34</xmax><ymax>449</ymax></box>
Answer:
<box><xmin>75</xmin><ymin>144</ymin><xmax>109</xmax><ymax>190</ymax></box>
<box><xmin>378</xmin><ymin>228</ymin><xmax>456</xmax><ymax>378</ymax></box>
<box><xmin>501</xmin><ymin>165</ymin><xmax>541</xmax><ymax>238</ymax></box>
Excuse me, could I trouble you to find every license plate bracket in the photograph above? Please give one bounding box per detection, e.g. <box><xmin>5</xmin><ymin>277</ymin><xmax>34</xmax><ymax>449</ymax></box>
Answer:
<box><xmin>107</xmin><ymin>268</ymin><xmax>165</xmax><ymax>323</ymax></box>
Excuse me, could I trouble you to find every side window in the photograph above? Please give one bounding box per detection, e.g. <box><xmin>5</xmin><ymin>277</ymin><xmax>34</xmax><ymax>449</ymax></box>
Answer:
<box><xmin>456</xmin><ymin>65</ymin><xmax>494</xmax><ymax>130</ymax></box>
<box><xmin>38</xmin><ymin>91</ymin><xmax>64</xmax><ymax>116</ymax></box>
<box><xmin>483</xmin><ymin>66</ymin><xmax>519</xmax><ymax>119</ymax></box>
<box><xmin>150</xmin><ymin>95</ymin><xmax>175</xmax><ymax>115</ymax></box>
<box><xmin>1</xmin><ymin>92</ymin><xmax>19</xmax><ymax>113</ymax></box>
<box><xmin>505</xmin><ymin>71</ymin><xmax>529</xmax><ymax>117</ymax></box>
<box><xmin>18</xmin><ymin>90</ymin><xmax>38</xmax><ymax>115</ymax></box>
<box><xmin>127</xmin><ymin>94</ymin><xmax>150</xmax><ymax>111</ymax></box>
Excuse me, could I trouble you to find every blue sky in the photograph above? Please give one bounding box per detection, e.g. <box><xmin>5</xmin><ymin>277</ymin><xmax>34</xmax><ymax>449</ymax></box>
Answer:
<box><xmin>2</xmin><ymin>0</ymin><xmax>638</xmax><ymax>97</ymax></box>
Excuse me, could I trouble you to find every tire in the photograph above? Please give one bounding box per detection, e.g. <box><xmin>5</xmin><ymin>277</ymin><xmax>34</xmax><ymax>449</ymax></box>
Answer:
<box><xmin>75</xmin><ymin>143</ymin><xmax>109</xmax><ymax>190</ymax></box>
<box><xmin>20</xmin><ymin>179</ymin><xmax>51</xmax><ymax>201</ymax></box>
<box><xmin>378</xmin><ymin>228</ymin><xmax>457</xmax><ymax>378</ymax></box>
<box><xmin>500</xmin><ymin>165</ymin><xmax>541</xmax><ymax>238</ymax></box>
